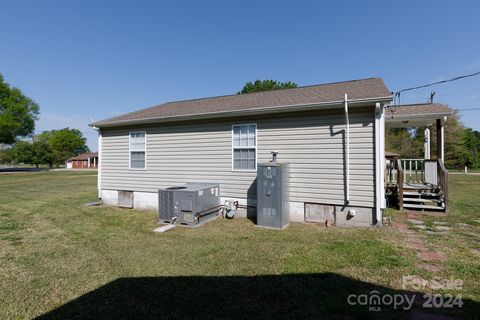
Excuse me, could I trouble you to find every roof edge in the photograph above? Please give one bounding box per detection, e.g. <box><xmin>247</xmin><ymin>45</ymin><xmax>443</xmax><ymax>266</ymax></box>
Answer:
<box><xmin>91</xmin><ymin>95</ymin><xmax>392</xmax><ymax>128</ymax></box>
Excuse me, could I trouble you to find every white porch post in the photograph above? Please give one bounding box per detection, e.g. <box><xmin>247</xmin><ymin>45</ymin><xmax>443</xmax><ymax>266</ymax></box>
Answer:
<box><xmin>424</xmin><ymin>128</ymin><xmax>431</xmax><ymax>160</ymax></box>
<box><xmin>97</xmin><ymin>129</ymin><xmax>102</xmax><ymax>198</ymax></box>
<box><xmin>436</xmin><ymin>118</ymin><xmax>445</xmax><ymax>162</ymax></box>
<box><xmin>374</xmin><ymin>103</ymin><xmax>385</xmax><ymax>226</ymax></box>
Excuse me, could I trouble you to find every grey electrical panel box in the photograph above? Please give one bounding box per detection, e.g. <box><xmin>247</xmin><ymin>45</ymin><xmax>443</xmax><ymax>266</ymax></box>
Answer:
<box><xmin>257</xmin><ymin>162</ymin><xmax>289</xmax><ymax>229</ymax></box>
<box><xmin>158</xmin><ymin>183</ymin><xmax>220</xmax><ymax>226</ymax></box>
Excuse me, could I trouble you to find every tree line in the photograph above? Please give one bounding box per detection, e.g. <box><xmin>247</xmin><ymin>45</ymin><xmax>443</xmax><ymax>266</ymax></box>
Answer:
<box><xmin>3</xmin><ymin>128</ymin><xmax>89</xmax><ymax>168</ymax></box>
<box><xmin>0</xmin><ymin>73</ymin><xmax>89</xmax><ymax>167</ymax></box>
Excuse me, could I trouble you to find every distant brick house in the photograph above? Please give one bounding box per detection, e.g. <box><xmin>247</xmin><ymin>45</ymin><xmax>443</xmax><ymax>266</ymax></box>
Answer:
<box><xmin>65</xmin><ymin>152</ymin><xmax>98</xmax><ymax>169</ymax></box>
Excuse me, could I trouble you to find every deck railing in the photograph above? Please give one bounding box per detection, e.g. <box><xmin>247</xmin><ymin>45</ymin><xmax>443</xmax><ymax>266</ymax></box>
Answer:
<box><xmin>438</xmin><ymin>159</ymin><xmax>449</xmax><ymax>210</ymax></box>
<box><xmin>386</xmin><ymin>158</ymin><xmax>448</xmax><ymax>211</ymax></box>
<box><xmin>396</xmin><ymin>159</ymin><xmax>404</xmax><ymax>210</ymax></box>
<box><xmin>401</xmin><ymin>159</ymin><xmax>425</xmax><ymax>184</ymax></box>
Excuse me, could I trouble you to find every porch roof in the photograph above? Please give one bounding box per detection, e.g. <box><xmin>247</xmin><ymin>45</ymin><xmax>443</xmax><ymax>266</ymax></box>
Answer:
<box><xmin>385</xmin><ymin>103</ymin><xmax>454</xmax><ymax>128</ymax></box>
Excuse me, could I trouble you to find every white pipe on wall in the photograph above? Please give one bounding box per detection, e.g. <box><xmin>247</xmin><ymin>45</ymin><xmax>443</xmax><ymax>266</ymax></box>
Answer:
<box><xmin>344</xmin><ymin>94</ymin><xmax>350</xmax><ymax>204</ymax></box>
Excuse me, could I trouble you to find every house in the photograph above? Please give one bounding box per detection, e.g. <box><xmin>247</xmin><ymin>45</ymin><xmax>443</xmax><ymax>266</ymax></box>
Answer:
<box><xmin>91</xmin><ymin>77</ymin><xmax>394</xmax><ymax>227</ymax></box>
<box><xmin>65</xmin><ymin>152</ymin><xmax>99</xmax><ymax>169</ymax></box>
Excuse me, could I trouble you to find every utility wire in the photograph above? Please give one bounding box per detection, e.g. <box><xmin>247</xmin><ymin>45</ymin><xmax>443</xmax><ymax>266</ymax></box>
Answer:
<box><xmin>396</xmin><ymin>71</ymin><xmax>480</xmax><ymax>95</ymax></box>
<box><xmin>456</xmin><ymin>107</ymin><xmax>480</xmax><ymax>111</ymax></box>
<box><xmin>391</xmin><ymin>70</ymin><xmax>480</xmax><ymax>111</ymax></box>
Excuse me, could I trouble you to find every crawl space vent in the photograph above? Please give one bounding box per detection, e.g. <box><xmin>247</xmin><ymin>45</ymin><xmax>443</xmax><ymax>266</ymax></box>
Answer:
<box><xmin>305</xmin><ymin>203</ymin><xmax>335</xmax><ymax>223</ymax></box>
<box><xmin>118</xmin><ymin>190</ymin><xmax>134</xmax><ymax>208</ymax></box>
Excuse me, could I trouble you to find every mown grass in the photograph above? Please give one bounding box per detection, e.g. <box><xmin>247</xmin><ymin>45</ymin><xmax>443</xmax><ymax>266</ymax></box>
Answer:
<box><xmin>0</xmin><ymin>171</ymin><xmax>479</xmax><ymax>319</ymax></box>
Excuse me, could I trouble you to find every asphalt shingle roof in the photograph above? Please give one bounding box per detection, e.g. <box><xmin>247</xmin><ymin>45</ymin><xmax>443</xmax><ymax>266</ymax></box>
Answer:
<box><xmin>386</xmin><ymin>103</ymin><xmax>454</xmax><ymax>118</ymax></box>
<box><xmin>92</xmin><ymin>77</ymin><xmax>391</xmax><ymax>127</ymax></box>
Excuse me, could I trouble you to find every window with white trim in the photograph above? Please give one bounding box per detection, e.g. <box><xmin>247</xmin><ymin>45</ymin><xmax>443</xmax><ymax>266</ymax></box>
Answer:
<box><xmin>232</xmin><ymin>124</ymin><xmax>256</xmax><ymax>171</ymax></box>
<box><xmin>130</xmin><ymin>131</ymin><xmax>146</xmax><ymax>169</ymax></box>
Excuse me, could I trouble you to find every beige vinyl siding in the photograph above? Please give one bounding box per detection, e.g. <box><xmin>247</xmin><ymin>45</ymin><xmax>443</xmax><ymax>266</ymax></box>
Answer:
<box><xmin>101</xmin><ymin>107</ymin><xmax>375</xmax><ymax>207</ymax></box>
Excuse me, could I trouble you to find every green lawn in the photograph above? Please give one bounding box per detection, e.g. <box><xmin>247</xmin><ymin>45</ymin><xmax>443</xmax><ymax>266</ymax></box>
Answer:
<box><xmin>0</xmin><ymin>171</ymin><xmax>479</xmax><ymax>319</ymax></box>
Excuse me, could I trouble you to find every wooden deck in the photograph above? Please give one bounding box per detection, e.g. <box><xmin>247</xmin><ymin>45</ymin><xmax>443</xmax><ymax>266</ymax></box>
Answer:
<box><xmin>386</xmin><ymin>159</ymin><xmax>448</xmax><ymax>212</ymax></box>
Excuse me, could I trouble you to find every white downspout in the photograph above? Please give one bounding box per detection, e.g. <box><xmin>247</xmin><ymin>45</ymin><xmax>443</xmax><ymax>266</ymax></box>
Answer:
<box><xmin>344</xmin><ymin>94</ymin><xmax>350</xmax><ymax>204</ymax></box>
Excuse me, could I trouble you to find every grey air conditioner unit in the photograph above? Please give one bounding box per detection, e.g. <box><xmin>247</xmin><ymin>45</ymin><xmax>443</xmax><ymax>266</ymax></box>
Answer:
<box><xmin>158</xmin><ymin>183</ymin><xmax>220</xmax><ymax>226</ymax></box>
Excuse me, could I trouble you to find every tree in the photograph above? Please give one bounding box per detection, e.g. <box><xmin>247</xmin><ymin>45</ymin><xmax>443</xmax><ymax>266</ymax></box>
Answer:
<box><xmin>31</xmin><ymin>140</ymin><xmax>55</xmax><ymax>168</ymax></box>
<box><xmin>0</xmin><ymin>149</ymin><xmax>13</xmax><ymax>164</ymax></box>
<box><xmin>463</xmin><ymin>128</ymin><xmax>480</xmax><ymax>169</ymax></box>
<box><xmin>385</xmin><ymin>128</ymin><xmax>423</xmax><ymax>159</ymax></box>
<box><xmin>0</xmin><ymin>73</ymin><xmax>40</xmax><ymax>144</ymax></box>
<box><xmin>10</xmin><ymin>140</ymin><xmax>55</xmax><ymax>168</ymax></box>
<box><xmin>10</xmin><ymin>141</ymin><xmax>34</xmax><ymax>165</ymax></box>
<box><xmin>36</xmin><ymin>128</ymin><xmax>89</xmax><ymax>165</ymax></box>
<box><xmin>238</xmin><ymin>79</ymin><xmax>297</xmax><ymax>94</ymax></box>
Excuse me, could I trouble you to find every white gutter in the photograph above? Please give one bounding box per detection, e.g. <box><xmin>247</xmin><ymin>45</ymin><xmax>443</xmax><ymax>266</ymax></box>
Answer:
<box><xmin>344</xmin><ymin>94</ymin><xmax>350</xmax><ymax>204</ymax></box>
<box><xmin>90</xmin><ymin>96</ymin><xmax>392</xmax><ymax>128</ymax></box>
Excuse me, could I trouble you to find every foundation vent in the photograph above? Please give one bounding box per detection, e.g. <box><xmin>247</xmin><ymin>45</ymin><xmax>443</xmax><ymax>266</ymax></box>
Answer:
<box><xmin>118</xmin><ymin>190</ymin><xmax>134</xmax><ymax>208</ymax></box>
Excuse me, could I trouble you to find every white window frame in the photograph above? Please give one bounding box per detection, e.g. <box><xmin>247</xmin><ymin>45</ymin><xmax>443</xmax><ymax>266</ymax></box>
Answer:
<box><xmin>231</xmin><ymin>123</ymin><xmax>257</xmax><ymax>172</ymax></box>
<box><xmin>129</xmin><ymin>131</ymin><xmax>147</xmax><ymax>170</ymax></box>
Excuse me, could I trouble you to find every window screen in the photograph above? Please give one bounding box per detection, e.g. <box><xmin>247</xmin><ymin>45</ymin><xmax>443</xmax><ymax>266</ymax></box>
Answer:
<box><xmin>232</xmin><ymin>124</ymin><xmax>256</xmax><ymax>170</ymax></box>
<box><xmin>130</xmin><ymin>131</ymin><xmax>146</xmax><ymax>169</ymax></box>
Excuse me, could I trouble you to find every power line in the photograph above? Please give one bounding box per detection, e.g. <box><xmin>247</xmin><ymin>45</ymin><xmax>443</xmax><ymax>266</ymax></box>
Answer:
<box><xmin>393</xmin><ymin>70</ymin><xmax>480</xmax><ymax>107</ymax></box>
<box><xmin>397</xmin><ymin>71</ymin><xmax>480</xmax><ymax>94</ymax></box>
<box><xmin>456</xmin><ymin>107</ymin><xmax>480</xmax><ymax>111</ymax></box>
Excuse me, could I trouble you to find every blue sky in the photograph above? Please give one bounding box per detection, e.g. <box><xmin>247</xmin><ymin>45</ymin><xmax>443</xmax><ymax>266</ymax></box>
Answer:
<box><xmin>1</xmin><ymin>0</ymin><xmax>479</xmax><ymax>150</ymax></box>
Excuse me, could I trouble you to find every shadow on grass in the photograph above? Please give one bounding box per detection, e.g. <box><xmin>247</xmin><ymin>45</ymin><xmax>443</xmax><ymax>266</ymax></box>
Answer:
<box><xmin>36</xmin><ymin>273</ymin><xmax>477</xmax><ymax>320</ymax></box>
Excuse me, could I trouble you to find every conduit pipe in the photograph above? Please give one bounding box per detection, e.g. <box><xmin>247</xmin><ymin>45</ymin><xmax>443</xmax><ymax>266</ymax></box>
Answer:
<box><xmin>344</xmin><ymin>93</ymin><xmax>350</xmax><ymax>204</ymax></box>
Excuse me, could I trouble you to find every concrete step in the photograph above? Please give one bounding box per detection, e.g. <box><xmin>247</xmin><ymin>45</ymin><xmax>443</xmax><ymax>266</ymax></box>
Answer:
<box><xmin>403</xmin><ymin>203</ymin><xmax>445</xmax><ymax>211</ymax></box>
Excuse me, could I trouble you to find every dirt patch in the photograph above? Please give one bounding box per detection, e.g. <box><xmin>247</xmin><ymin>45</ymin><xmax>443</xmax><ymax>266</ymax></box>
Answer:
<box><xmin>418</xmin><ymin>251</ymin><xmax>446</xmax><ymax>262</ymax></box>
<box><xmin>407</xmin><ymin>242</ymin><xmax>428</xmax><ymax>250</ymax></box>
<box><xmin>394</xmin><ymin>217</ymin><xmax>447</xmax><ymax>273</ymax></box>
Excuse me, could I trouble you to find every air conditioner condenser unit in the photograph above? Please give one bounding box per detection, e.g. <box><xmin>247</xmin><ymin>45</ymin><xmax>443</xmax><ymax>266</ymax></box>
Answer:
<box><xmin>158</xmin><ymin>183</ymin><xmax>221</xmax><ymax>226</ymax></box>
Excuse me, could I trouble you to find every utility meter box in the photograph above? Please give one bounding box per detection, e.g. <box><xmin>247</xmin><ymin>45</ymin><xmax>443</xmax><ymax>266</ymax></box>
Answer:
<box><xmin>256</xmin><ymin>162</ymin><xmax>289</xmax><ymax>229</ymax></box>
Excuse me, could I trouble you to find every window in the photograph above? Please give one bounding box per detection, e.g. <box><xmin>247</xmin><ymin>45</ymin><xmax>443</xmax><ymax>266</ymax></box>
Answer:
<box><xmin>129</xmin><ymin>131</ymin><xmax>146</xmax><ymax>169</ymax></box>
<box><xmin>232</xmin><ymin>124</ymin><xmax>256</xmax><ymax>171</ymax></box>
